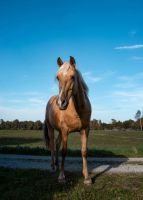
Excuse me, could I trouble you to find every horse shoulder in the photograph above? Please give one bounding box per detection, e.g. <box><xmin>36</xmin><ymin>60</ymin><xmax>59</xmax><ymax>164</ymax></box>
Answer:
<box><xmin>47</xmin><ymin>95</ymin><xmax>58</xmax><ymax>106</ymax></box>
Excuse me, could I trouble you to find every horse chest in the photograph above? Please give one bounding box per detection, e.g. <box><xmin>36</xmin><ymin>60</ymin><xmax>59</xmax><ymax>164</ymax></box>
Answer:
<box><xmin>59</xmin><ymin>110</ymin><xmax>82</xmax><ymax>131</ymax></box>
<box><xmin>59</xmin><ymin>111</ymin><xmax>91</xmax><ymax>133</ymax></box>
<box><xmin>48</xmin><ymin>96</ymin><xmax>90</xmax><ymax>132</ymax></box>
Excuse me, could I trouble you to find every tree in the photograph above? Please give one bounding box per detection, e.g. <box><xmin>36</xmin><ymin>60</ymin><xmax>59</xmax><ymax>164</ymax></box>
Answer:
<box><xmin>27</xmin><ymin>121</ymin><xmax>34</xmax><ymax>130</ymax></box>
<box><xmin>34</xmin><ymin>120</ymin><xmax>43</xmax><ymax>130</ymax></box>
<box><xmin>123</xmin><ymin>119</ymin><xmax>134</xmax><ymax>130</ymax></box>
<box><xmin>90</xmin><ymin>119</ymin><xmax>102</xmax><ymax>130</ymax></box>
<box><xmin>12</xmin><ymin>119</ymin><xmax>19</xmax><ymax>129</ymax></box>
<box><xmin>111</xmin><ymin>119</ymin><xmax>117</xmax><ymax>129</ymax></box>
<box><xmin>0</xmin><ymin>119</ymin><xmax>5</xmax><ymax>129</ymax></box>
<box><xmin>135</xmin><ymin>110</ymin><xmax>142</xmax><ymax>131</ymax></box>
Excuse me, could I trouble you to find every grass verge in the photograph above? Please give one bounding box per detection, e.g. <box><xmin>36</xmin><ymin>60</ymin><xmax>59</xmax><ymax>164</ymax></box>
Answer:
<box><xmin>1</xmin><ymin>130</ymin><xmax>143</xmax><ymax>157</ymax></box>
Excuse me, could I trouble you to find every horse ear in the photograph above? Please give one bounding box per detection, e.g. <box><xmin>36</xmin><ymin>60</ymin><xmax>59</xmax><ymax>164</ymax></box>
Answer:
<box><xmin>57</xmin><ymin>57</ymin><xmax>63</xmax><ymax>67</ymax></box>
<box><xmin>69</xmin><ymin>56</ymin><xmax>76</xmax><ymax>66</ymax></box>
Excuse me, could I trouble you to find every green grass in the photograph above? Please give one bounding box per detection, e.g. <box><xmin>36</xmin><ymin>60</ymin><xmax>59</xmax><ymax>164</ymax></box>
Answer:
<box><xmin>0</xmin><ymin>130</ymin><xmax>143</xmax><ymax>157</ymax></box>
<box><xmin>0</xmin><ymin>167</ymin><xmax>143</xmax><ymax>200</ymax></box>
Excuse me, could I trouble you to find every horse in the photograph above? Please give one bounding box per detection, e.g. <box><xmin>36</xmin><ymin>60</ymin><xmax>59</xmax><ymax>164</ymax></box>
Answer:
<box><xmin>44</xmin><ymin>56</ymin><xmax>92</xmax><ymax>185</ymax></box>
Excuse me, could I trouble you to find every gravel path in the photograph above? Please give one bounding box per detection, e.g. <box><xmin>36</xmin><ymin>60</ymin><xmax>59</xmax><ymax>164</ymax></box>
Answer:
<box><xmin>0</xmin><ymin>154</ymin><xmax>143</xmax><ymax>173</ymax></box>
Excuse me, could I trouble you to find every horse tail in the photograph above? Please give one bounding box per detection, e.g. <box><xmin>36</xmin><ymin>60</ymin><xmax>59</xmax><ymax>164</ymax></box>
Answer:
<box><xmin>44</xmin><ymin>120</ymin><xmax>50</xmax><ymax>148</ymax></box>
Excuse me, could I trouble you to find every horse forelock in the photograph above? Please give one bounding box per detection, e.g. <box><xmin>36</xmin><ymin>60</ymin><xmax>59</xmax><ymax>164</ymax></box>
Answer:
<box><xmin>57</xmin><ymin>62</ymin><xmax>88</xmax><ymax>97</ymax></box>
<box><xmin>58</xmin><ymin>62</ymin><xmax>70</xmax><ymax>76</ymax></box>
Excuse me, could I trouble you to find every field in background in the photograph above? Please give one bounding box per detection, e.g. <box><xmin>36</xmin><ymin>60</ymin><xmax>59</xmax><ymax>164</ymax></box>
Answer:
<box><xmin>0</xmin><ymin>130</ymin><xmax>143</xmax><ymax>157</ymax></box>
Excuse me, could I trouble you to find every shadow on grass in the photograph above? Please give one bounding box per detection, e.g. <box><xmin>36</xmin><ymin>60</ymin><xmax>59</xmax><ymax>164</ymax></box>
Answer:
<box><xmin>0</xmin><ymin>137</ymin><xmax>41</xmax><ymax>146</ymax></box>
<box><xmin>88</xmin><ymin>151</ymin><xmax>128</xmax><ymax>184</ymax></box>
<box><xmin>0</xmin><ymin>167</ymin><xmax>81</xmax><ymax>200</ymax></box>
<box><xmin>0</xmin><ymin>146</ymin><xmax>129</xmax><ymax>157</ymax></box>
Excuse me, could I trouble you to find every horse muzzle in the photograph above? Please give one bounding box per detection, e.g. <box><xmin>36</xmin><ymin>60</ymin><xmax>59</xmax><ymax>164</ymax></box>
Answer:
<box><xmin>57</xmin><ymin>97</ymin><xmax>68</xmax><ymax>110</ymax></box>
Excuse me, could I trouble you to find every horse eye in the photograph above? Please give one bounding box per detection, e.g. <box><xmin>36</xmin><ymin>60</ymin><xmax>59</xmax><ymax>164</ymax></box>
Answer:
<box><xmin>56</xmin><ymin>76</ymin><xmax>59</xmax><ymax>80</ymax></box>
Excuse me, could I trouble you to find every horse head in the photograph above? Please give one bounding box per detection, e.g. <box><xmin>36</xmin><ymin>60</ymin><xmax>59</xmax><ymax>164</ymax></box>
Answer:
<box><xmin>56</xmin><ymin>56</ymin><xmax>77</xmax><ymax>110</ymax></box>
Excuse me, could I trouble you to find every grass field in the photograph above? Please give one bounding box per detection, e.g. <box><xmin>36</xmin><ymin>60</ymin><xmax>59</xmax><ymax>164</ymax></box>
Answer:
<box><xmin>0</xmin><ymin>130</ymin><xmax>143</xmax><ymax>157</ymax></box>
<box><xmin>0</xmin><ymin>167</ymin><xmax>143</xmax><ymax>200</ymax></box>
<box><xmin>1</xmin><ymin>131</ymin><xmax>143</xmax><ymax>199</ymax></box>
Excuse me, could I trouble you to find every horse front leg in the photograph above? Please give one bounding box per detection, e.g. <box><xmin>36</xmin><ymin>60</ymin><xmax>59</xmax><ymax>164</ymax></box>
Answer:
<box><xmin>58</xmin><ymin>131</ymin><xmax>68</xmax><ymax>183</ymax></box>
<box><xmin>48</xmin><ymin>127</ymin><xmax>55</xmax><ymax>172</ymax></box>
<box><xmin>80</xmin><ymin>128</ymin><xmax>92</xmax><ymax>185</ymax></box>
<box><xmin>55</xmin><ymin>132</ymin><xmax>62</xmax><ymax>170</ymax></box>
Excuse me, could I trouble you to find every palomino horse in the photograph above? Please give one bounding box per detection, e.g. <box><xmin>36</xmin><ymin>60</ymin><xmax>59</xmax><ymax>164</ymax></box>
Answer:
<box><xmin>44</xmin><ymin>56</ymin><xmax>92</xmax><ymax>185</ymax></box>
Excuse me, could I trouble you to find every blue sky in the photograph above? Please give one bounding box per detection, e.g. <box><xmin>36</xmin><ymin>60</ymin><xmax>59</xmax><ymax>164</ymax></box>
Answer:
<box><xmin>0</xmin><ymin>0</ymin><xmax>143</xmax><ymax>122</ymax></box>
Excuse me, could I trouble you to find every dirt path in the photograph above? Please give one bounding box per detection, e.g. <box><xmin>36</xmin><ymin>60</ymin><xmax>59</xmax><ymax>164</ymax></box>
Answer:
<box><xmin>0</xmin><ymin>154</ymin><xmax>143</xmax><ymax>173</ymax></box>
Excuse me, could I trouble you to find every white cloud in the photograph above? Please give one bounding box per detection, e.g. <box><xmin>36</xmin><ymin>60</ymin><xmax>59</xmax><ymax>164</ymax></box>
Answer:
<box><xmin>115</xmin><ymin>44</ymin><xmax>143</xmax><ymax>50</ymax></box>
<box><xmin>114</xmin><ymin>82</ymin><xmax>136</xmax><ymax>89</ymax></box>
<box><xmin>8</xmin><ymin>99</ymin><xmax>25</xmax><ymax>103</ymax></box>
<box><xmin>111</xmin><ymin>71</ymin><xmax>143</xmax><ymax>120</ymax></box>
<box><xmin>132</xmin><ymin>56</ymin><xmax>143</xmax><ymax>60</ymax></box>
<box><xmin>2</xmin><ymin>91</ymin><xmax>45</xmax><ymax>98</ymax></box>
<box><xmin>0</xmin><ymin>106</ymin><xmax>45</xmax><ymax>121</ymax></box>
<box><xmin>0</xmin><ymin>91</ymin><xmax>49</xmax><ymax>120</ymax></box>
<box><xmin>92</xmin><ymin>70</ymin><xmax>143</xmax><ymax>122</ymax></box>
<box><xmin>112</xmin><ymin>89</ymin><xmax>143</xmax><ymax>113</ymax></box>
<box><xmin>83</xmin><ymin>70</ymin><xmax>115</xmax><ymax>84</ymax></box>
<box><xmin>28</xmin><ymin>98</ymin><xmax>45</xmax><ymax>105</ymax></box>
<box><xmin>51</xmin><ymin>83</ymin><xmax>58</xmax><ymax>93</ymax></box>
<box><xmin>91</xmin><ymin>103</ymin><xmax>138</xmax><ymax>123</ymax></box>
<box><xmin>114</xmin><ymin>90</ymin><xmax>143</xmax><ymax>98</ymax></box>
<box><xmin>119</xmin><ymin>72</ymin><xmax>143</xmax><ymax>81</ymax></box>
<box><xmin>83</xmin><ymin>71</ymin><xmax>103</xmax><ymax>83</ymax></box>
<box><xmin>114</xmin><ymin>73</ymin><xmax>142</xmax><ymax>89</ymax></box>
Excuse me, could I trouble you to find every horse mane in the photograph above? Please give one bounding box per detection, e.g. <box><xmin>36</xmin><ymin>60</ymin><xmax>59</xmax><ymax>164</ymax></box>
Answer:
<box><xmin>76</xmin><ymin>70</ymin><xmax>89</xmax><ymax>95</ymax></box>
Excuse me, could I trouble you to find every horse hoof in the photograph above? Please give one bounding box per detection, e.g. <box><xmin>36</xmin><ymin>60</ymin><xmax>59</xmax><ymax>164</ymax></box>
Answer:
<box><xmin>51</xmin><ymin>170</ymin><xmax>56</xmax><ymax>174</ymax></box>
<box><xmin>51</xmin><ymin>167</ymin><xmax>56</xmax><ymax>174</ymax></box>
<box><xmin>84</xmin><ymin>177</ymin><xmax>92</xmax><ymax>186</ymax></box>
<box><xmin>55</xmin><ymin>165</ymin><xmax>59</xmax><ymax>171</ymax></box>
<box><xmin>58</xmin><ymin>178</ymin><xmax>66</xmax><ymax>184</ymax></box>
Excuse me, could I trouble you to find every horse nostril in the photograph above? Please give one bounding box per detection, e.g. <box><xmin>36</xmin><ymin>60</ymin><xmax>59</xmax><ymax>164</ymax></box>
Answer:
<box><xmin>58</xmin><ymin>96</ymin><xmax>68</xmax><ymax>109</ymax></box>
<box><xmin>62</xmin><ymin>99</ymin><xmax>66</xmax><ymax>106</ymax></box>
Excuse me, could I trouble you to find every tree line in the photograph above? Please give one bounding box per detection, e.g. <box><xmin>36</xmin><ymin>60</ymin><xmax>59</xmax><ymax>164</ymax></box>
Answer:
<box><xmin>90</xmin><ymin>118</ymin><xmax>143</xmax><ymax>130</ymax></box>
<box><xmin>0</xmin><ymin>118</ymin><xmax>142</xmax><ymax>130</ymax></box>
<box><xmin>0</xmin><ymin>119</ymin><xmax>43</xmax><ymax>130</ymax></box>
<box><xmin>90</xmin><ymin>110</ymin><xmax>143</xmax><ymax>130</ymax></box>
